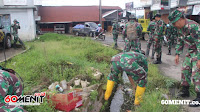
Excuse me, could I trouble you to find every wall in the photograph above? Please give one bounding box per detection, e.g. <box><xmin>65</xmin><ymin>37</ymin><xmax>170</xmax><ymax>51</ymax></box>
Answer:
<box><xmin>0</xmin><ymin>8</ymin><xmax>36</xmax><ymax>41</ymax></box>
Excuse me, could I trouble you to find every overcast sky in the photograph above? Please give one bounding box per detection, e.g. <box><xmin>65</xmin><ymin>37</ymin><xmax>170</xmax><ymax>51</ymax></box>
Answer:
<box><xmin>42</xmin><ymin>0</ymin><xmax>142</xmax><ymax>9</ymax></box>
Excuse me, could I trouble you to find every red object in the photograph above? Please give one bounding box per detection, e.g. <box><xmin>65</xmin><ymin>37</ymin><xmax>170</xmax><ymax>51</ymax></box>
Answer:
<box><xmin>47</xmin><ymin>91</ymin><xmax>83</xmax><ymax>112</ymax></box>
<box><xmin>38</xmin><ymin>6</ymin><xmax>121</xmax><ymax>23</ymax></box>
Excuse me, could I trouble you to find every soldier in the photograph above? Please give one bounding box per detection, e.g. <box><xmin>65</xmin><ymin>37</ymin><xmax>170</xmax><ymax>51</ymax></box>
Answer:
<box><xmin>104</xmin><ymin>51</ymin><xmax>148</xmax><ymax>106</ymax></box>
<box><xmin>146</xmin><ymin>16</ymin><xmax>156</xmax><ymax>59</ymax></box>
<box><xmin>165</xmin><ymin>24</ymin><xmax>178</xmax><ymax>55</ymax></box>
<box><xmin>168</xmin><ymin>9</ymin><xmax>200</xmax><ymax>107</ymax></box>
<box><xmin>0</xmin><ymin>67</ymin><xmax>26</xmax><ymax>111</ymax></box>
<box><xmin>123</xmin><ymin>15</ymin><xmax>143</xmax><ymax>53</ymax></box>
<box><xmin>111</xmin><ymin>19</ymin><xmax>120</xmax><ymax>48</ymax></box>
<box><xmin>153</xmin><ymin>14</ymin><xmax>165</xmax><ymax>64</ymax></box>
<box><xmin>11</xmin><ymin>19</ymin><xmax>26</xmax><ymax>50</ymax></box>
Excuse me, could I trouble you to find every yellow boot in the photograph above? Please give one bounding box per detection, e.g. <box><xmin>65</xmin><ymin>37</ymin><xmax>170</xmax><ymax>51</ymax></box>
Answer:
<box><xmin>134</xmin><ymin>86</ymin><xmax>146</xmax><ymax>105</ymax></box>
<box><xmin>104</xmin><ymin>80</ymin><xmax>115</xmax><ymax>100</ymax></box>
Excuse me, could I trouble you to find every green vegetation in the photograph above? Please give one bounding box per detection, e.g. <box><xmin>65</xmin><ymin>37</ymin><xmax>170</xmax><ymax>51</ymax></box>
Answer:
<box><xmin>2</xmin><ymin>33</ymin><xmax>118</xmax><ymax>111</ymax></box>
<box><xmin>90</xmin><ymin>90</ymin><xmax>98</xmax><ymax>101</ymax></box>
<box><xmin>135</xmin><ymin>64</ymin><xmax>181</xmax><ymax>112</ymax></box>
<box><xmin>1</xmin><ymin>33</ymin><xmax>187</xmax><ymax>112</ymax></box>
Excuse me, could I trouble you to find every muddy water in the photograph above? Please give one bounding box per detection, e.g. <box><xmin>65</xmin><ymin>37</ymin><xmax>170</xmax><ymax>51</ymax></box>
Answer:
<box><xmin>110</xmin><ymin>72</ymin><xmax>134</xmax><ymax>112</ymax></box>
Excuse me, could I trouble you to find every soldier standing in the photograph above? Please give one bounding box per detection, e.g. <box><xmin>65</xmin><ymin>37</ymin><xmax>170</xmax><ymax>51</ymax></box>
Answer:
<box><xmin>123</xmin><ymin>16</ymin><xmax>143</xmax><ymax>53</ymax></box>
<box><xmin>146</xmin><ymin>16</ymin><xmax>156</xmax><ymax>59</ymax></box>
<box><xmin>168</xmin><ymin>9</ymin><xmax>200</xmax><ymax>107</ymax></box>
<box><xmin>165</xmin><ymin>24</ymin><xmax>178</xmax><ymax>55</ymax></box>
<box><xmin>11</xmin><ymin>19</ymin><xmax>26</xmax><ymax>50</ymax></box>
<box><xmin>153</xmin><ymin>14</ymin><xmax>165</xmax><ymax>64</ymax></box>
<box><xmin>104</xmin><ymin>51</ymin><xmax>148</xmax><ymax>106</ymax></box>
<box><xmin>111</xmin><ymin>19</ymin><xmax>120</xmax><ymax>48</ymax></box>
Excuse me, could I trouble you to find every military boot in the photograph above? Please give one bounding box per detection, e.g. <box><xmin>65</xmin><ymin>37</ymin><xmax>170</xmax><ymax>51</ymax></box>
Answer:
<box><xmin>145</xmin><ymin>49</ymin><xmax>150</xmax><ymax>57</ymax></box>
<box><xmin>167</xmin><ymin>50</ymin><xmax>171</xmax><ymax>55</ymax></box>
<box><xmin>189</xmin><ymin>92</ymin><xmax>200</xmax><ymax>107</ymax></box>
<box><xmin>153</xmin><ymin>56</ymin><xmax>162</xmax><ymax>64</ymax></box>
<box><xmin>151</xmin><ymin>48</ymin><xmax>155</xmax><ymax>59</ymax></box>
<box><xmin>177</xmin><ymin>86</ymin><xmax>190</xmax><ymax>98</ymax></box>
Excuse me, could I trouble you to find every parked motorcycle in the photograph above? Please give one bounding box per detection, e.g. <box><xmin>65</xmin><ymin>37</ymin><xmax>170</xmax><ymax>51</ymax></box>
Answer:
<box><xmin>94</xmin><ymin>31</ymin><xmax>105</xmax><ymax>41</ymax></box>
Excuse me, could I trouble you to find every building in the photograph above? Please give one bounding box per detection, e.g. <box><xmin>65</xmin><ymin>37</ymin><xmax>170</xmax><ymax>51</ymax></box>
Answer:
<box><xmin>0</xmin><ymin>0</ymin><xmax>39</xmax><ymax>41</ymax></box>
<box><xmin>38</xmin><ymin>6</ymin><xmax>121</xmax><ymax>33</ymax></box>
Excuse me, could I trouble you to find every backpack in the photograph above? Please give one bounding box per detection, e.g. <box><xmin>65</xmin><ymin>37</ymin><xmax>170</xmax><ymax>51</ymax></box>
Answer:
<box><xmin>126</xmin><ymin>22</ymin><xmax>138</xmax><ymax>40</ymax></box>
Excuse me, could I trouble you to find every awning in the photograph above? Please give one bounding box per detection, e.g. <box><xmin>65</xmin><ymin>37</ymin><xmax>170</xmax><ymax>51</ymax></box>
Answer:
<box><xmin>192</xmin><ymin>5</ymin><xmax>200</xmax><ymax>15</ymax></box>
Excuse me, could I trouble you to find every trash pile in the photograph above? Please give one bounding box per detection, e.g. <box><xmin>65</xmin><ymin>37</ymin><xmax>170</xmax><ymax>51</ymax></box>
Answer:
<box><xmin>47</xmin><ymin>67</ymin><xmax>104</xmax><ymax>112</ymax></box>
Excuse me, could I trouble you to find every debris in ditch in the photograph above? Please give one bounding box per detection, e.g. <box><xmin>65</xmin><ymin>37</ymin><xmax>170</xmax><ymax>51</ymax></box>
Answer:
<box><xmin>74</xmin><ymin>78</ymin><xmax>81</xmax><ymax>86</ymax></box>
<box><xmin>162</xmin><ymin>94</ymin><xmax>169</xmax><ymax>100</ymax></box>
<box><xmin>60</xmin><ymin>80</ymin><xmax>67</xmax><ymax>90</ymax></box>
<box><xmin>46</xmin><ymin>73</ymin><xmax>103</xmax><ymax>112</ymax></box>
<box><xmin>90</xmin><ymin>67</ymin><xmax>103</xmax><ymax>80</ymax></box>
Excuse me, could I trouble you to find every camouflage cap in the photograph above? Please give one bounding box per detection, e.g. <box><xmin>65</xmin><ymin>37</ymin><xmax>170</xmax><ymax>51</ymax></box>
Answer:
<box><xmin>154</xmin><ymin>13</ymin><xmax>161</xmax><ymax>17</ymax></box>
<box><xmin>168</xmin><ymin>9</ymin><xmax>184</xmax><ymax>24</ymax></box>
<box><xmin>13</xmin><ymin>19</ymin><xmax>18</xmax><ymax>22</ymax></box>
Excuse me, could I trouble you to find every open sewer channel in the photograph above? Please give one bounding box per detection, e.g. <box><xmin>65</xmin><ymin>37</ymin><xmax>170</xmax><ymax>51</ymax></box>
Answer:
<box><xmin>109</xmin><ymin>72</ymin><xmax>135</xmax><ymax>112</ymax></box>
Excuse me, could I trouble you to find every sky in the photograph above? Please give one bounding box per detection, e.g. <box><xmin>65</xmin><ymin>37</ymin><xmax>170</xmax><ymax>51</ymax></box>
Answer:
<box><xmin>41</xmin><ymin>0</ymin><xmax>144</xmax><ymax>15</ymax></box>
<box><xmin>42</xmin><ymin>0</ymin><xmax>142</xmax><ymax>9</ymax></box>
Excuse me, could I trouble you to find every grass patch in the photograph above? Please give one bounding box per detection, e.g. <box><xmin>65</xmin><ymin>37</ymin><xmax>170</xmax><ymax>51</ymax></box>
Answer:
<box><xmin>1</xmin><ymin>33</ymin><xmax>119</xmax><ymax>111</ymax></box>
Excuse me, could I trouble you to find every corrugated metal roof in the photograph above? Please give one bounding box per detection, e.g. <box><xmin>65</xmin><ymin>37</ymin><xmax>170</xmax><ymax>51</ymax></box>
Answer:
<box><xmin>38</xmin><ymin>6</ymin><xmax>121</xmax><ymax>23</ymax></box>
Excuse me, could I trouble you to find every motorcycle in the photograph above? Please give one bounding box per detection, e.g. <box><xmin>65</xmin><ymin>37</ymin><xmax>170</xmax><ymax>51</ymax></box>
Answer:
<box><xmin>94</xmin><ymin>31</ymin><xmax>105</xmax><ymax>41</ymax></box>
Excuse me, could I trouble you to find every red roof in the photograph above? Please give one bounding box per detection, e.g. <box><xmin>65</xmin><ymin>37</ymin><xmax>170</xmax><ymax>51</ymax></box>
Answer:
<box><xmin>38</xmin><ymin>6</ymin><xmax>121</xmax><ymax>23</ymax></box>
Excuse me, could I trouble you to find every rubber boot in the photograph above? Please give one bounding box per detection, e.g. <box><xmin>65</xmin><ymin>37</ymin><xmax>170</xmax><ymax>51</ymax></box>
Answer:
<box><xmin>104</xmin><ymin>80</ymin><xmax>115</xmax><ymax>100</ymax></box>
<box><xmin>189</xmin><ymin>92</ymin><xmax>200</xmax><ymax>107</ymax></box>
<box><xmin>177</xmin><ymin>86</ymin><xmax>190</xmax><ymax>98</ymax></box>
<box><xmin>167</xmin><ymin>50</ymin><xmax>171</xmax><ymax>55</ymax></box>
<box><xmin>134</xmin><ymin>86</ymin><xmax>146</xmax><ymax>105</ymax></box>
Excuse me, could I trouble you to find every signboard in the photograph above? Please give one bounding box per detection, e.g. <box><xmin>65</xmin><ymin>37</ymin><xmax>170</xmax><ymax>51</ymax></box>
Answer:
<box><xmin>140</xmin><ymin>0</ymin><xmax>152</xmax><ymax>7</ymax></box>
<box><xmin>125</xmin><ymin>2</ymin><xmax>134</xmax><ymax>11</ymax></box>
<box><xmin>192</xmin><ymin>5</ymin><xmax>200</xmax><ymax>15</ymax></box>
<box><xmin>170</xmin><ymin>0</ymin><xmax>179</xmax><ymax>8</ymax></box>
<box><xmin>3</xmin><ymin>0</ymin><xmax>27</xmax><ymax>5</ymax></box>
<box><xmin>34</xmin><ymin>0</ymin><xmax>42</xmax><ymax>5</ymax></box>
<box><xmin>151</xmin><ymin>0</ymin><xmax>161</xmax><ymax>11</ymax></box>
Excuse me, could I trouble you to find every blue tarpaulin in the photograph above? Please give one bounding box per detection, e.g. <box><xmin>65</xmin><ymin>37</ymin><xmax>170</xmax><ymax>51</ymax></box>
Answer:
<box><xmin>73</xmin><ymin>24</ymin><xmax>84</xmax><ymax>29</ymax></box>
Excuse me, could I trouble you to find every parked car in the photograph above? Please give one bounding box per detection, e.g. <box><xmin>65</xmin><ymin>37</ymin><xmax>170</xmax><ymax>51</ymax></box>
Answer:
<box><xmin>0</xmin><ymin>15</ymin><xmax>12</xmax><ymax>48</ymax></box>
<box><xmin>72</xmin><ymin>22</ymin><xmax>98</xmax><ymax>37</ymax></box>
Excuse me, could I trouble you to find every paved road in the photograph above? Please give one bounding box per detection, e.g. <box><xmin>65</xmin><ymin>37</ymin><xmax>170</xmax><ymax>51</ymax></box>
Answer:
<box><xmin>0</xmin><ymin>47</ymin><xmax>26</xmax><ymax>63</ymax></box>
<box><xmin>99</xmin><ymin>34</ymin><xmax>184</xmax><ymax>81</ymax></box>
<box><xmin>95</xmin><ymin>33</ymin><xmax>200</xmax><ymax>112</ymax></box>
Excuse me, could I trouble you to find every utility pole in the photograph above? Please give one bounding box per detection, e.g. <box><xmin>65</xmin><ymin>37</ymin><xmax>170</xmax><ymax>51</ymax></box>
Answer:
<box><xmin>99</xmin><ymin>0</ymin><xmax>102</xmax><ymax>25</ymax></box>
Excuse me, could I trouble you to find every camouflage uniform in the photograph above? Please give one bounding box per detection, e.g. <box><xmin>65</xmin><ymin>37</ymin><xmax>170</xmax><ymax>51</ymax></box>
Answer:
<box><xmin>154</xmin><ymin>18</ymin><xmax>165</xmax><ymax>63</ymax></box>
<box><xmin>123</xmin><ymin>20</ymin><xmax>143</xmax><ymax>53</ymax></box>
<box><xmin>112</xmin><ymin>22</ymin><xmax>120</xmax><ymax>48</ymax></box>
<box><xmin>11</xmin><ymin>20</ymin><xmax>25</xmax><ymax>49</ymax></box>
<box><xmin>174</xmin><ymin>19</ymin><xmax>200</xmax><ymax>92</ymax></box>
<box><xmin>168</xmin><ymin>10</ymin><xmax>200</xmax><ymax>106</ymax></box>
<box><xmin>165</xmin><ymin>24</ymin><xmax>178</xmax><ymax>54</ymax></box>
<box><xmin>0</xmin><ymin>68</ymin><xmax>26</xmax><ymax>112</ymax></box>
<box><xmin>146</xmin><ymin>21</ymin><xmax>156</xmax><ymax>58</ymax></box>
<box><xmin>107</xmin><ymin>52</ymin><xmax>148</xmax><ymax>87</ymax></box>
